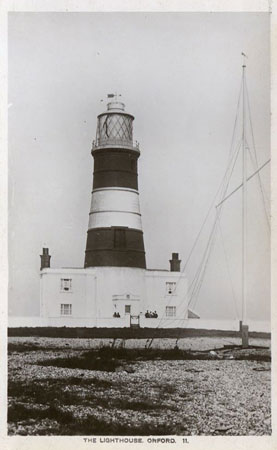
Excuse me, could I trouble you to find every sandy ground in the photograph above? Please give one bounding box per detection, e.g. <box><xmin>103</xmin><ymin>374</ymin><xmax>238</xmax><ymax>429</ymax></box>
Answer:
<box><xmin>8</xmin><ymin>336</ymin><xmax>271</xmax><ymax>436</ymax></box>
<box><xmin>8</xmin><ymin>335</ymin><xmax>270</xmax><ymax>350</ymax></box>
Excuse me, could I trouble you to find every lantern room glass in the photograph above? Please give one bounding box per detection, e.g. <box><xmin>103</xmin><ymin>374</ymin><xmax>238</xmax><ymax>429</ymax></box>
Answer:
<box><xmin>96</xmin><ymin>113</ymin><xmax>133</xmax><ymax>147</ymax></box>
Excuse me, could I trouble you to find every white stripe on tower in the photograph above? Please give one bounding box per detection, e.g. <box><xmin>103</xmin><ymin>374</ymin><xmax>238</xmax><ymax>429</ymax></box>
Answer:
<box><xmin>88</xmin><ymin>188</ymin><xmax>142</xmax><ymax>230</ymax></box>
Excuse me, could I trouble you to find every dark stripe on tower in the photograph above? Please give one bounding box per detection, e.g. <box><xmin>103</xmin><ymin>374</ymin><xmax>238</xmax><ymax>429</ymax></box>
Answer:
<box><xmin>84</xmin><ymin>227</ymin><xmax>146</xmax><ymax>268</ymax></box>
<box><xmin>93</xmin><ymin>148</ymin><xmax>139</xmax><ymax>190</ymax></box>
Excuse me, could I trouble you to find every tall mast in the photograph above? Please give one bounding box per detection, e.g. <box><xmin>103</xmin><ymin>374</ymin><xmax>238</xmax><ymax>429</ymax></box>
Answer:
<box><xmin>242</xmin><ymin>56</ymin><xmax>247</xmax><ymax>324</ymax></box>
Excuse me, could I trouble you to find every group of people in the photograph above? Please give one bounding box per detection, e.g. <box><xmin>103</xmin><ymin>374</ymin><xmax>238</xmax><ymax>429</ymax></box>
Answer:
<box><xmin>113</xmin><ymin>310</ymin><xmax>158</xmax><ymax>318</ymax></box>
<box><xmin>145</xmin><ymin>310</ymin><xmax>158</xmax><ymax>318</ymax></box>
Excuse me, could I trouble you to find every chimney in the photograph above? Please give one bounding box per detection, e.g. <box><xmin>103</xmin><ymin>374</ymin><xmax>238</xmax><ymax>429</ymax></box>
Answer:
<box><xmin>40</xmin><ymin>247</ymin><xmax>51</xmax><ymax>270</ymax></box>
<box><xmin>169</xmin><ymin>253</ymin><xmax>181</xmax><ymax>272</ymax></box>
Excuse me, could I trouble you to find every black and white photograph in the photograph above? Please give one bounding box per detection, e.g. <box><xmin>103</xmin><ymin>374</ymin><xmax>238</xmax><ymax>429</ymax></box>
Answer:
<box><xmin>1</xmin><ymin>0</ymin><xmax>275</xmax><ymax>446</ymax></box>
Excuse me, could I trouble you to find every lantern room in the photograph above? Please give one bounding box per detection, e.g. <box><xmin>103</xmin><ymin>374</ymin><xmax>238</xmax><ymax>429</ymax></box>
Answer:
<box><xmin>95</xmin><ymin>101</ymin><xmax>135</xmax><ymax>149</ymax></box>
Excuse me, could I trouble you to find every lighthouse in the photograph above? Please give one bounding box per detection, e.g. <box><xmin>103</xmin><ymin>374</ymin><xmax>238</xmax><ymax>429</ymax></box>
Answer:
<box><xmin>39</xmin><ymin>96</ymin><xmax>190</xmax><ymax>328</ymax></box>
<box><xmin>84</xmin><ymin>98</ymin><xmax>146</xmax><ymax>269</ymax></box>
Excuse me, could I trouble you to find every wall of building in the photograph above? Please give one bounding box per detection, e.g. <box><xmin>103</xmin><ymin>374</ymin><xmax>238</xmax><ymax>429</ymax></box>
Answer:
<box><xmin>40</xmin><ymin>268</ymin><xmax>97</xmax><ymax>321</ymax></box>
<box><xmin>144</xmin><ymin>270</ymin><xmax>188</xmax><ymax>325</ymax></box>
<box><xmin>8</xmin><ymin>316</ymin><xmax>271</xmax><ymax>333</ymax></box>
<box><xmin>93</xmin><ymin>266</ymin><xmax>146</xmax><ymax>322</ymax></box>
<box><xmin>39</xmin><ymin>266</ymin><xmax>188</xmax><ymax>328</ymax></box>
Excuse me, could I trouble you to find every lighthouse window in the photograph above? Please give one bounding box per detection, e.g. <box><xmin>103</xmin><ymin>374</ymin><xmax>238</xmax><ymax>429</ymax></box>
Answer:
<box><xmin>125</xmin><ymin>305</ymin><xmax>131</xmax><ymax>314</ymax></box>
<box><xmin>60</xmin><ymin>304</ymin><xmax>72</xmax><ymax>316</ymax></box>
<box><xmin>166</xmin><ymin>306</ymin><xmax>176</xmax><ymax>317</ymax></box>
<box><xmin>114</xmin><ymin>229</ymin><xmax>126</xmax><ymax>248</ymax></box>
<box><xmin>166</xmin><ymin>282</ymin><xmax>176</xmax><ymax>294</ymax></box>
<box><xmin>61</xmin><ymin>278</ymin><xmax>72</xmax><ymax>292</ymax></box>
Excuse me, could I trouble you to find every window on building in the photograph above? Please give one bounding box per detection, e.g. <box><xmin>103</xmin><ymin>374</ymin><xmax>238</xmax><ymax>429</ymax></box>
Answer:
<box><xmin>114</xmin><ymin>229</ymin><xmax>126</xmax><ymax>248</ymax></box>
<box><xmin>60</xmin><ymin>304</ymin><xmax>72</xmax><ymax>316</ymax></box>
<box><xmin>61</xmin><ymin>278</ymin><xmax>72</xmax><ymax>292</ymax></box>
<box><xmin>166</xmin><ymin>306</ymin><xmax>176</xmax><ymax>317</ymax></box>
<box><xmin>125</xmin><ymin>305</ymin><xmax>131</xmax><ymax>314</ymax></box>
<box><xmin>166</xmin><ymin>282</ymin><xmax>176</xmax><ymax>294</ymax></box>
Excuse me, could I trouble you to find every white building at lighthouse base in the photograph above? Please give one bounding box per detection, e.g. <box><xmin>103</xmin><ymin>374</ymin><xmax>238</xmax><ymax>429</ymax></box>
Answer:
<box><xmin>40</xmin><ymin>265</ymin><xmax>191</xmax><ymax>328</ymax></box>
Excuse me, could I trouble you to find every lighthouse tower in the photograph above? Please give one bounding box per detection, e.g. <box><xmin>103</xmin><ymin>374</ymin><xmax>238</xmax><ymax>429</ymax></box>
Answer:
<box><xmin>84</xmin><ymin>98</ymin><xmax>146</xmax><ymax>269</ymax></box>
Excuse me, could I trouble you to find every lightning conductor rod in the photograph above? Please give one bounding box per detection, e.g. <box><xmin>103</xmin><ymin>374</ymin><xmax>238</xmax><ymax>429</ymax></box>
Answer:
<box><xmin>242</xmin><ymin>53</ymin><xmax>247</xmax><ymax>326</ymax></box>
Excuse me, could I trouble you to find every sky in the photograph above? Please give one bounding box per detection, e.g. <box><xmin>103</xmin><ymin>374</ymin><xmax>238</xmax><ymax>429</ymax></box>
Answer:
<box><xmin>8</xmin><ymin>12</ymin><xmax>270</xmax><ymax>320</ymax></box>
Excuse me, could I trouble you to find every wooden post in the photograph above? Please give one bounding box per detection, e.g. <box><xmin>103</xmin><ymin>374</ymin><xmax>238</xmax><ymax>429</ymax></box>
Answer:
<box><xmin>239</xmin><ymin>320</ymin><xmax>242</xmax><ymax>332</ymax></box>
<box><xmin>241</xmin><ymin>324</ymin><xmax>249</xmax><ymax>348</ymax></box>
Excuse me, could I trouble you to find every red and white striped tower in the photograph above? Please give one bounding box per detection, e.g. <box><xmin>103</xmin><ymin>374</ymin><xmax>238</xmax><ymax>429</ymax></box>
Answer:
<box><xmin>84</xmin><ymin>96</ymin><xmax>146</xmax><ymax>268</ymax></box>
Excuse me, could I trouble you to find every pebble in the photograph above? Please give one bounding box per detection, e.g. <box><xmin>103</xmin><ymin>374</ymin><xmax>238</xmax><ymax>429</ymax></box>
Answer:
<box><xmin>8</xmin><ymin>337</ymin><xmax>271</xmax><ymax>436</ymax></box>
